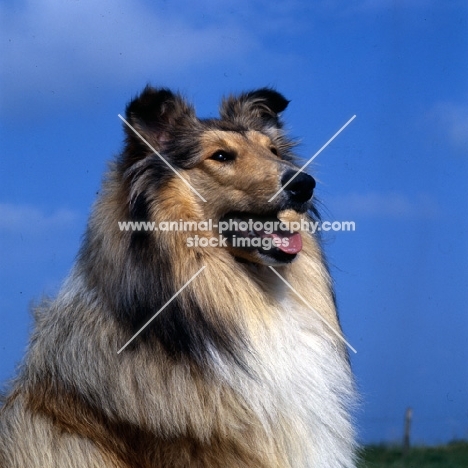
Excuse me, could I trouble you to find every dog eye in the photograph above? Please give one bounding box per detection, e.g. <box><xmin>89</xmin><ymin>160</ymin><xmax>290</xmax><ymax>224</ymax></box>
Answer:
<box><xmin>270</xmin><ymin>147</ymin><xmax>279</xmax><ymax>156</ymax></box>
<box><xmin>210</xmin><ymin>151</ymin><xmax>236</xmax><ymax>162</ymax></box>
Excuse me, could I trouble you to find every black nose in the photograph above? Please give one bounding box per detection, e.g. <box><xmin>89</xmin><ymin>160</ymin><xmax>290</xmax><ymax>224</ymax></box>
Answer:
<box><xmin>281</xmin><ymin>170</ymin><xmax>316</xmax><ymax>203</ymax></box>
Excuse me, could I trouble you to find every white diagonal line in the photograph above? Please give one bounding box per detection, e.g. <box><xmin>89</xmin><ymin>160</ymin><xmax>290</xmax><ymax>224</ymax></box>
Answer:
<box><xmin>118</xmin><ymin>114</ymin><xmax>207</xmax><ymax>203</ymax></box>
<box><xmin>268</xmin><ymin>114</ymin><xmax>356</xmax><ymax>202</ymax></box>
<box><xmin>117</xmin><ymin>265</ymin><xmax>206</xmax><ymax>354</ymax></box>
<box><xmin>268</xmin><ymin>266</ymin><xmax>357</xmax><ymax>354</ymax></box>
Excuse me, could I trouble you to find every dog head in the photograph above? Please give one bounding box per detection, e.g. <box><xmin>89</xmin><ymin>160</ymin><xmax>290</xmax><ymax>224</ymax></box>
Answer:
<box><xmin>120</xmin><ymin>86</ymin><xmax>316</xmax><ymax>266</ymax></box>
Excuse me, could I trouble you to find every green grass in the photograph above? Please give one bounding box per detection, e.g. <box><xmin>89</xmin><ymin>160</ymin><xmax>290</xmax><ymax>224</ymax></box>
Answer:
<box><xmin>358</xmin><ymin>441</ymin><xmax>468</xmax><ymax>468</ymax></box>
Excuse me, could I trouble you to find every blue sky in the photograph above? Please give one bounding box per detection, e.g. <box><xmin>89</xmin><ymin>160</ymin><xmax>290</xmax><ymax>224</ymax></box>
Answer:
<box><xmin>1</xmin><ymin>0</ymin><xmax>467</xmax><ymax>445</ymax></box>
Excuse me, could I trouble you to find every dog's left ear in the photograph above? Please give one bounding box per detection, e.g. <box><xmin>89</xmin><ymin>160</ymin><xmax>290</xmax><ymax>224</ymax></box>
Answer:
<box><xmin>219</xmin><ymin>88</ymin><xmax>290</xmax><ymax>130</ymax></box>
<box><xmin>123</xmin><ymin>86</ymin><xmax>197</xmax><ymax>163</ymax></box>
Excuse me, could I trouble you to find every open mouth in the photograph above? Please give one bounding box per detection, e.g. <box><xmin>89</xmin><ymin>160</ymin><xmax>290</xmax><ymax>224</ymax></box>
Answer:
<box><xmin>219</xmin><ymin>211</ymin><xmax>302</xmax><ymax>264</ymax></box>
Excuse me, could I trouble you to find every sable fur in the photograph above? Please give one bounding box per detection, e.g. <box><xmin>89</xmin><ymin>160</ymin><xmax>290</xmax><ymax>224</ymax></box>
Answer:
<box><xmin>0</xmin><ymin>87</ymin><xmax>357</xmax><ymax>467</ymax></box>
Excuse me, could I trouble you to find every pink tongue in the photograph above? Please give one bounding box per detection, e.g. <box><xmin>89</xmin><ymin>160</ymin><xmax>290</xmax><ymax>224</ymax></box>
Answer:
<box><xmin>270</xmin><ymin>231</ymin><xmax>303</xmax><ymax>254</ymax></box>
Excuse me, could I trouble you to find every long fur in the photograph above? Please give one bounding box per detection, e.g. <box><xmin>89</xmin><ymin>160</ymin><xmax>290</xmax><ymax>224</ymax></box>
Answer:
<box><xmin>0</xmin><ymin>87</ymin><xmax>357</xmax><ymax>467</ymax></box>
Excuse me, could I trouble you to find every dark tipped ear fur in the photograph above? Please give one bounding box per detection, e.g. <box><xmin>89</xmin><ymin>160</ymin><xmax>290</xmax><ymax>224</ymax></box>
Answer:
<box><xmin>123</xmin><ymin>86</ymin><xmax>196</xmax><ymax>165</ymax></box>
<box><xmin>219</xmin><ymin>88</ymin><xmax>290</xmax><ymax>131</ymax></box>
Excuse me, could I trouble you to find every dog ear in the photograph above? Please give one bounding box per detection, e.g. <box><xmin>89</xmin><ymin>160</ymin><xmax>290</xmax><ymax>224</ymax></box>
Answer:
<box><xmin>124</xmin><ymin>86</ymin><xmax>196</xmax><ymax>155</ymax></box>
<box><xmin>219</xmin><ymin>88</ymin><xmax>290</xmax><ymax>131</ymax></box>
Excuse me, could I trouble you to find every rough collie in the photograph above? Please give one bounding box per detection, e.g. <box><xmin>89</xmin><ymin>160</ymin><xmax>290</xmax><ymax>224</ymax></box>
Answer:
<box><xmin>0</xmin><ymin>87</ymin><xmax>356</xmax><ymax>467</ymax></box>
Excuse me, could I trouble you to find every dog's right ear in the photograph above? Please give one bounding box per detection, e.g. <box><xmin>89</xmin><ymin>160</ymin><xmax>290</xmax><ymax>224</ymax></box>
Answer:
<box><xmin>219</xmin><ymin>88</ymin><xmax>290</xmax><ymax>132</ymax></box>
<box><xmin>123</xmin><ymin>86</ymin><xmax>196</xmax><ymax>157</ymax></box>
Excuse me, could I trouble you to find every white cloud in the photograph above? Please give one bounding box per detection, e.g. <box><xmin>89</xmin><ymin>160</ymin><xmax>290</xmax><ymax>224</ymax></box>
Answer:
<box><xmin>429</xmin><ymin>100</ymin><xmax>468</xmax><ymax>151</ymax></box>
<box><xmin>328</xmin><ymin>192</ymin><xmax>441</xmax><ymax>219</ymax></box>
<box><xmin>0</xmin><ymin>203</ymin><xmax>79</xmax><ymax>233</ymax></box>
<box><xmin>0</xmin><ymin>0</ymin><xmax>257</xmax><ymax>112</ymax></box>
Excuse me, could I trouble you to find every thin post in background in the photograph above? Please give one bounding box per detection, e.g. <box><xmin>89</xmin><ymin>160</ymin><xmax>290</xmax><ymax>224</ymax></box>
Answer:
<box><xmin>402</xmin><ymin>407</ymin><xmax>413</xmax><ymax>457</ymax></box>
